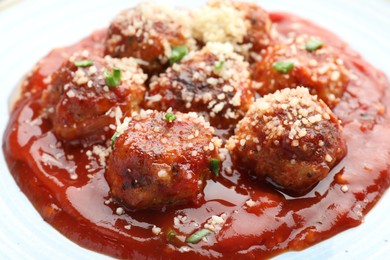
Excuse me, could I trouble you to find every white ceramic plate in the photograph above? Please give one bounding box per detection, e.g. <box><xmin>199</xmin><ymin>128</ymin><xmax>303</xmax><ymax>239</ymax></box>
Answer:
<box><xmin>0</xmin><ymin>0</ymin><xmax>389</xmax><ymax>259</ymax></box>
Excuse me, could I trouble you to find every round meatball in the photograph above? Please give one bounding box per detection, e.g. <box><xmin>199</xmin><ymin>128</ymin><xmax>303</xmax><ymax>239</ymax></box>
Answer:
<box><xmin>43</xmin><ymin>51</ymin><xmax>147</xmax><ymax>141</ymax></box>
<box><xmin>227</xmin><ymin>87</ymin><xmax>347</xmax><ymax>194</ymax></box>
<box><xmin>105</xmin><ymin>2</ymin><xmax>194</xmax><ymax>75</ymax></box>
<box><xmin>230</xmin><ymin>0</ymin><xmax>274</xmax><ymax>55</ymax></box>
<box><xmin>145</xmin><ymin>42</ymin><xmax>254</xmax><ymax>129</ymax></box>
<box><xmin>106</xmin><ymin>110</ymin><xmax>222</xmax><ymax>209</ymax></box>
<box><xmin>192</xmin><ymin>0</ymin><xmax>274</xmax><ymax>60</ymax></box>
<box><xmin>252</xmin><ymin>35</ymin><xmax>349</xmax><ymax>108</ymax></box>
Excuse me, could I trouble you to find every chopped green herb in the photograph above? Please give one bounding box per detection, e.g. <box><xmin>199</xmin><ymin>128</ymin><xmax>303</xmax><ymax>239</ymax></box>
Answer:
<box><xmin>272</xmin><ymin>61</ymin><xmax>294</xmax><ymax>73</ymax></box>
<box><xmin>105</xmin><ymin>68</ymin><xmax>122</xmax><ymax>88</ymax></box>
<box><xmin>111</xmin><ymin>132</ymin><xmax>119</xmax><ymax>149</ymax></box>
<box><xmin>169</xmin><ymin>46</ymin><xmax>188</xmax><ymax>64</ymax></box>
<box><xmin>74</xmin><ymin>60</ymin><xmax>93</xmax><ymax>67</ymax></box>
<box><xmin>166</xmin><ymin>229</ymin><xmax>176</xmax><ymax>242</ymax></box>
<box><xmin>165</xmin><ymin>113</ymin><xmax>176</xmax><ymax>123</ymax></box>
<box><xmin>214</xmin><ymin>60</ymin><xmax>225</xmax><ymax>73</ymax></box>
<box><xmin>305</xmin><ymin>39</ymin><xmax>324</xmax><ymax>51</ymax></box>
<box><xmin>186</xmin><ymin>228</ymin><xmax>212</xmax><ymax>244</ymax></box>
<box><xmin>210</xmin><ymin>158</ymin><xmax>220</xmax><ymax>177</ymax></box>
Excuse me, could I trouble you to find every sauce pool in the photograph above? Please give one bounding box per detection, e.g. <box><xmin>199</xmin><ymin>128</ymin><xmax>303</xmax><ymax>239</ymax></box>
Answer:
<box><xmin>3</xmin><ymin>12</ymin><xmax>390</xmax><ymax>259</ymax></box>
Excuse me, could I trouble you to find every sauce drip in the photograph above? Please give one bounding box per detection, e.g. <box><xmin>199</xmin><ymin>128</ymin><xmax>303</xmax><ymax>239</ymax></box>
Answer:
<box><xmin>3</xmin><ymin>12</ymin><xmax>390</xmax><ymax>259</ymax></box>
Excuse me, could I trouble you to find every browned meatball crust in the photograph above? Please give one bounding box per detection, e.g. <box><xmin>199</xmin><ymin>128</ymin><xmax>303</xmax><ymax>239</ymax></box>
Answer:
<box><xmin>106</xmin><ymin>110</ymin><xmax>222</xmax><ymax>209</ymax></box>
<box><xmin>252</xmin><ymin>35</ymin><xmax>349</xmax><ymax>108</ymax></box>
<box><xmin>145</xmin><ymin>42</ymin><xmax>254</xmax><ymax>129</ymax></box>
<box><xmin>43</xmin><ymin>51</ymin><xmax>146</xmax><ymax>141</ymax></box>
<box><xmin>227</xmin><ymin>87</ymin><xmax>347</xmax><ymax>194</ymax></box>
<box><xmin>229</xmin><ymin>0</ymin><xmax>274</xmax><ymax>54</ymax></box>
<box><xmin>105</xmin><ymin>2</ymin><xmax>194</xmax><ymax>74</ymax></box>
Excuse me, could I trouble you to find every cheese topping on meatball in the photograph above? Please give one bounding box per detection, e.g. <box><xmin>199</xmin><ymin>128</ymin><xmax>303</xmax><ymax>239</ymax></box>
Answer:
<box><xmin>191</xmin><ymin>0</ymin><xmax>274</xmax><ymax>59</ymax></box>
<box><xmin>43</xmin><ymin>51</ymin><xmax>147</xmax><ymax>141</ymax></box>
<box><xmin>252</xmin><ymin>35</ymin><xmax>349</xmax><ymax>107</ymax></box>
<box><xmin>145</xmin><ymin>42</ymin><xmax>254</xmax><ymax>128</ymax></box>
<box><xmin>105</xmin><ymin>2</ymin><xmax>195</xmax><ymax>74</ymax></box>
<box><xmin>227</xmin><ymin>87</ymin><xmax>347</xmax><ymax>193</ymax></box>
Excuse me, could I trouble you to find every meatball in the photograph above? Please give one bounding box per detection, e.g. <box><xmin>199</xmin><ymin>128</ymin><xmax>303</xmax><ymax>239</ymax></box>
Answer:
<box><xmin>227</xmin><ymin>87</ymin><xmax>347</xmax><ymax>194</ymax></box>
<box><xmin>145</xmin><ymin>42</ymin><xmax>254</xmax><ymax>129</ymax></box>
<box><xmin>43</xmin><ymin>51</ymin><xmax>147</xmax><ymax>141</ymax></box>
<box><xmin>105</xmin><ymin>2</ymin><xmax>194</xmax><ymax>74</ymax></box>
<box><xmin>234</xmin><ymin>1</ymin><xmax>274</xmax><ymax>55</ymax></box>
<box><xmin>252</xmin><ymin>35</ymin><xmax>349</xmax><ymax>108</ymax></box>
<box><xmin>192</xmin><ymin>0</ymin><xmax>274</xmax><ymax>60</ymax></box>
<box><xmin>106</xmin><ymin>110</ymin><xmax>221</xmax><ymax>209</ymax></box>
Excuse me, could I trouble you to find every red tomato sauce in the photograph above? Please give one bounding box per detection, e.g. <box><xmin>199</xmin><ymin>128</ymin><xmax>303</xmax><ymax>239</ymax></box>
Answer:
<box><xmin>3</xmin><ymin>12</ymin><xmax>390</xmax><ymax>259</ymax></box>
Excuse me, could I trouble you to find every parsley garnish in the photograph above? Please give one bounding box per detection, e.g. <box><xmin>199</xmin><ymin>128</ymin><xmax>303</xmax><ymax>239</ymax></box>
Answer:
<box><xmin>111</xmin><ymin>132</ymin><xmax>119</xmax><ymax>149</ymax></box>
<box><xmin>74</xmin><ymin>60</ymin><xmax>93</xmax><ymax>67</ymax></box>
<box><xmin>305</xmin><ymin>39</ymin><xmax>324</xmax><ymax>51</ymax></box>
<box><xmin>214</xmin><ymin>60</ymin><xmax>225</xmax><ymax>73</ymax></box>
<box><xmin>166</xmin><ymin>229</ymin><xmax>176</xmax><ymax>242</ymax></box>
<box><xmin>186</xmin><ymin>228</ymin><xmax>212</xmax><ymax>244</ymax></box>
<box><xmin>272</xmin><ymin>61</ymin><xmax>294</xmax><ymax>73</ymax></box>
<box><xmin>105</xmin><ymin>68</ymin><xmax>122</xmax><ymax>88</ymax></box>
<box><xmin>210</xmin><ymin>158</ymin><xmax>220</xmax><ymax>177</ymax></box>
<box><xmin>169</xmin><ymin>46</ymin><xmax>188</xmax><ymax>64</ymax></box>
<box><xmin>165</xmin><ymin>113</ymin><xmax>176</xmax><ymax>123</ymax></box>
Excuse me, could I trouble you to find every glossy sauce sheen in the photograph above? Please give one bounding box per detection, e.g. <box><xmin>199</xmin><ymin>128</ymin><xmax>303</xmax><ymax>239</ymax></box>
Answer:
<box><xmin>3</xmin><ymin>13</ymin><xmax>390</xmax><ymax>259</ymax></box>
